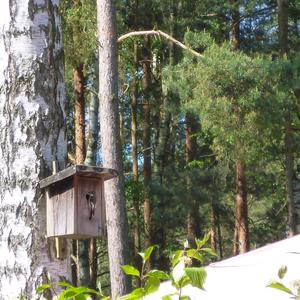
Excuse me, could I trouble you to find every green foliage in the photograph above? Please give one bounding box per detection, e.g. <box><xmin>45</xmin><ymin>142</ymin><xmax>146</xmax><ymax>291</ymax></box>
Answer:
<box><xmin>278</xmin><ymin>265</ymin><xmax>288</xmax><ymax>280</ymax></box>
<box><xmin>187</xmin><ymin>43</ymin><xmax>275</xmax><ymax>162</ymax></box>
<box><xmin>122</xmin><ymin>265</ymin><xmax>141</xmax><ymax>278</ymax></box>
<box><xmin>121</xmin><ymin>235</ymin><xmax>216</xmax><ymax>299</ymax></box>
<box><xmin>267</xmin><ymin>282</ymin><xmax>294</xmax><ymax>295</ymax></box>
<box><xmin>184</xmin><ymin>268</ymin><xmax>206</xmax><ymax>290</ymax></box>
<box><xmin>60</xmin><ymin>0</ymin><xmax>97</xmax><ymax>67</ymax></box>
<box><xmin>36</xmin><ymin>281</ymin><xmax>108</xmax><ymax>300</ymax></box>
<box><xmin>59</xmin><ymin>1</ymin><xmax>300</xmax><ymax>296</ymax></box>
<box><xmin>184</xmin><ymin>31</ymin><xmax>214</xmax><ymax>52</ymax></box>
<box><xmin>36</xmin><ymin>235</ymin><xmax>214</xmax><ymax>299</ymax></box>
<box><xmin>267</xmin><ymin>266</ymin><xmax>300</xmax><ymax>299</ymax></box>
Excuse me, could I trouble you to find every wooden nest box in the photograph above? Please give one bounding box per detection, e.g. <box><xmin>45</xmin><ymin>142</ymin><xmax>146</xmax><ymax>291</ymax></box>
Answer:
<box><xmin>40</xmin><ymin>165</ymin><xmax>117</xmax><ymax>239</ymax></box>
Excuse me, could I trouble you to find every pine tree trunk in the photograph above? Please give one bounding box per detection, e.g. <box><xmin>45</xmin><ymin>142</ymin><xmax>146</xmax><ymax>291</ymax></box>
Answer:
<box><xmin>142</xmin><ymin>35</ymin><xmax>152</xmax><ymax>254</ymax></box>
<box><xmin>278</xmin><ymin>0</ymin><xmax>289</xmax><ymax>56</ymax></box>
<box><xmin>85</xmin><ymin>82</ymin><xmax>99</xmax><ymax>166</ymax></box>
<box><xmin>131</xmin><ymin>43</ymin><xmax>141</xmax><ymax>258</ymax></box>
<box><xmin>186</xmin><ymin>113</ymin><xmax>201</xmax><ymax>248</ymax></box>
<box><xmin>210</xmin><ymin>200</ymin><xmax>218</xmax><ymax>253</ymax></box>
<box><xmin>230</xmin><ymin>2</ymin><xmax>250</xmax><ymax>254</ymax></box>
<box><xmin>74</xmin><ymin>65</ymin><xmax>86</xmax><ymax>164</ymax></box>
<box><xmin>0</xmin><ymin>1</ymin><xmax>69</xmax><ymax>298</ymax></box>
<box><xmin>285</xmin><ymin>115</ymin><xmax>297</xmax><ymax>235</ymax></box>
<box><xmin>230</xmin><ymin>0</ymin><xmax>240</xmax><ymax>50</ymax></box>
<box><xmin>216</xmin><ymin>208</ymin><xmax>223</xmax><ymax>259</ymax></box>
<box><xmin>84</xmin><ymin>64</ymin><xmax>100</xmax><ymax>289</ymax></box>
<box><xmin>277</xmin><ymin>0</ymin><xmax>297</xmax><ymax>236</ymax></box>
<box><xmin>73</xmin><ymin>65</ymin><xmax>91</xmax><ymax>287</ymax></box>
<box><xmin>235</xmin><ymin>160</ymin><xmax>250</xmax><ymax>254</ymax></box>
<box><xmin>97</xmin><ymin>0</ymin><xmax>131</xmax><ymax>296</ymax></box>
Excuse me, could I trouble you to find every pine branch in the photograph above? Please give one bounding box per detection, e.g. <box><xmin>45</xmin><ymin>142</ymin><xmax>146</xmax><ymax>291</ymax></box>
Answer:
<box><xmin>117</xmin><ymin>30</ymin><xmax>202</xmax><ymax>57</ymax></box>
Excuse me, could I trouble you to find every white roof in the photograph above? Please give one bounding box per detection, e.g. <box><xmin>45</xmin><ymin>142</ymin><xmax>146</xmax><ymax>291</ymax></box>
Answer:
<box><xmin>146</xmin><ymin>235</ymin><xmax>300</xmax><ymax>300</ymax></box>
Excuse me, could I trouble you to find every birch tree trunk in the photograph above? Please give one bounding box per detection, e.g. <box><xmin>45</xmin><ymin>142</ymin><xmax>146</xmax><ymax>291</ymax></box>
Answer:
<box><xmin>0</xmin><ymin>0</ymin><xmax>69</xmax><ymax>298</ymax></box>
<box><xmin>97</xmin><ymin>0</ymin><xmax>131</xmax><ymax>297</ymax></box>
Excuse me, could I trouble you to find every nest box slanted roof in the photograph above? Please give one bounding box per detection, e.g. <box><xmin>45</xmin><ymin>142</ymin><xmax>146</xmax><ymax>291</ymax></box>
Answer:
<box><xmin>40</xmin><ymin>164</ymin><xmax>118</xmax><ymax>189</ymax></box>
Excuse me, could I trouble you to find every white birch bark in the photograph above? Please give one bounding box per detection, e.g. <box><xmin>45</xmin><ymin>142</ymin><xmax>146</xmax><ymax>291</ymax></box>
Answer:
<box><xmin>0</xmin><ymin>1</ymin><xmax>68</xmax><ymax>299</ymax></box>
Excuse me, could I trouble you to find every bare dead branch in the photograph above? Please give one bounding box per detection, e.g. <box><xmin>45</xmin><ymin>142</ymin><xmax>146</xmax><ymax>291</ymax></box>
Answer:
<box><xmin>118</xmin><ymin>30</ymin><xmax>202</xmax><ymax>57</ymax></box>
<box><xmin>67</xmin><ymin>152</ymin><xmax>76</xmax><ymax>164</ymax></box>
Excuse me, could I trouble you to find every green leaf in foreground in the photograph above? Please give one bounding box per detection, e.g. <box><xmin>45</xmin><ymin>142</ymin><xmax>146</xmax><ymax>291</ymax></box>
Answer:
<box><xmin>186</xmin><ymin>249</ymin><xmax>204</xmax><ymax>262</ymax></box>
<box><xmin>267</xmin><ymin>281</ymin><xmax>293</xmax><ymax>295</ymax></box>
<box><xmin>195</xmin><ymin>233</ymin><xmax>210</xmax><ymax>250</ymax></box>
<box><xmin>57</xmin><ymin>281</ymin><xmax>73</xmax><ymax>288</ymax></box>
<box><xmin>185</xmin><ymin>267</ymin><xmax>207</xmax><ymax>290</ymax></box>
<box><xmin>172</xmin><ymin>260</ymin><xmax>185</xmax><ymax>283</ymax></box>
<box><xmin>177</xmin><ymin>274</ymin><xmax>191</xmax><ymax>289</ymax></box>
<box><xmin>278</xmin><ymin>265</ymin><xmax>287</xmax><ymax>280</ymax></box>
<box><xmin>172</xmin><ymin>250</ymin><xmax>183</xmax><ymax>267</ymax></box>
<box><xmin>121</xmin><ymin>288</ymin><xmax>144</xmax><ymax>300</ymax></box>
<box><xmin>36</xmin><ymin>284</ymin><xmax>51</xmax><ymax>294</ymax></box>
<box><xmin>200</xmin><ymin>248</ymin><xmax>218</xmax><ymax>257</ymax></box>
<box><xmin>144</xmin><ymin>276</ymin><xmax>160</xmax><ymax>294</ymax></box>
<box><xmin>180</xmin><ymin>296</ymin><xmax>191</xmax><ymax>300</ymax></box>
<box><xmin>146</xmin><ymin>270</ymin><xmax>170</xmax><ymax>280</ymax></box>
<box><xmin>143</xmin><ymin>245</ymin><xmax>156</xmax><ymax>263</ymax></box>
<box><xmin>122</xmin><ymin>265</ymin><xmax>140</xmax><ymax>277</ymax></box>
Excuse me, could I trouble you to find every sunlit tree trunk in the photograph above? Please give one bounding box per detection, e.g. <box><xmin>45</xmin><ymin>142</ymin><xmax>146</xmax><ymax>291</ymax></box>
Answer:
<box><xmin>97</xmin><ymin>0</ymin><xmax>131</xmax><ymax>296</ymax></box>
<box><xmin>230</xmin><ymin>1</ymin><xmax>250</xmax><ymax>255</ymax></box>
<box><xmin>84</xmin><ymin>64</ymin><xmax>100</xmax><ymax>289</ymax></box>
<box><xmin>73</xmin><ymin>64</ymin><xmax>91</xmax><ymax>287</ymax></box>
<box><xmin>210</xmin><ymin>200</ymin><xmax>218</xmax><ymax>253</ymax></box>
<box><xmin>234</xmin><ymin>160</ymin><xmax>250</xmax><ymax>254</ymax></box>
<box><xmin>0</xmin><ymin>0</ymin><xmax>69</xmax><ymax>298</ymax></box>
<box><xmin>74</xmin><ymin>65</ymin><xmax>86</xmax><ymax>165</ymax></box>
<box><xmin>131</xmin><ymin>43</ymin><xmax>141</xmax><ymax>258</ymax></box>
<box><xmin>278</xmin><ymin>0</ymin><xmax>297</xmax><ymax>236</ymax></box>
<box><xmin>142</xmin><ymin>35</ymin><xmax>152</xmax><ymax>255</ymax></box>
<box><xmin>186</xmin><ymin>113</ymin><xmax>201</xmax><ymax>248</ymax></box>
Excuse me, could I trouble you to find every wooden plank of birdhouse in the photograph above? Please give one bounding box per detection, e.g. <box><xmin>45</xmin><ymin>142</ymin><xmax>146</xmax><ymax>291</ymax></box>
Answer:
<box><xmin>100</xmin><ymin>178</ymin><xmax>106</xmax><ymax>237</ymax></box>
<box><xmin>47</xmin><ymin>161</ymin><xmax>67</xmax><ymax>259</ymax></box>
<box><xmin>49</xmin><ymin>185</ymin><xmax>75</xmax><ymax>237</ymax></box>
<box><xmin>75</xmin><ymin>176</ymin><xmax>104</xmax><ymax>238</ymax></box>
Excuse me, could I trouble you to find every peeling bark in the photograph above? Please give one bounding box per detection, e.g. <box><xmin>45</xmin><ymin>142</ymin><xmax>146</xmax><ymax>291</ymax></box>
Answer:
<box><xmin>0</xmin><ymin>1</ymin><xmax>68</xmax><ymax>298</ymax></box>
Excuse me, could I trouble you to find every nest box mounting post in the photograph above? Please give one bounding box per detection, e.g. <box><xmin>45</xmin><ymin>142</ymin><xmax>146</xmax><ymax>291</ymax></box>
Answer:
<box><xmin>40</xmin><ymin>165</ymin><xmax>117</xmax><ymax>239</ymax></box>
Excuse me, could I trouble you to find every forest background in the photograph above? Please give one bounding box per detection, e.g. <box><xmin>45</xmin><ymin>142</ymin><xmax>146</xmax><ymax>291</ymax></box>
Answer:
<box><xmin>60</xmin><ymin>0</ymin><xmax>300</xmax><ymax>295</ymax></box>
<box><xmin>1</xmin><ymin>0</ymin><xmax>299</xmax><ymax>298</ymax></box>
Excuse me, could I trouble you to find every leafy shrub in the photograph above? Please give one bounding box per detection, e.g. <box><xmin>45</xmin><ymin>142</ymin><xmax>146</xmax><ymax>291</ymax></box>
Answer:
<box><xmin>37</xmin><ymin>234</ymin><xmax>216</xmax><ymax>299</ymax></box>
